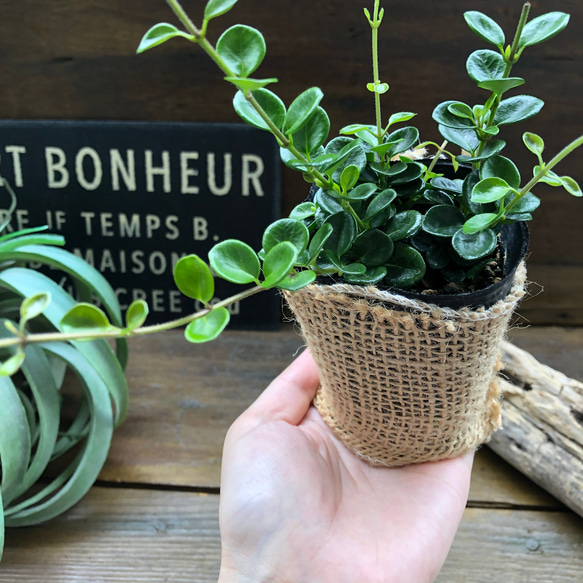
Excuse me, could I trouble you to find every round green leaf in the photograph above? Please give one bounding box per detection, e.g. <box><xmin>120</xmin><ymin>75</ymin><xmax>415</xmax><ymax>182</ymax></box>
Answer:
<box><xmin>261</xmin><ymin>242</ymin><xmax>299</xmax><ymax>289</ymax></box>
<box><xmin>233</xmin><ymin>88</ymin><xmax>286</xmax><ymax>131</ymax></box>
<box><xmin>322</xmin><ymin>212</ymin><xmax>358</xmax><ymax>256</ymax></box>
<box><xmin>345</xmin><ymin>183</ymin><xmax>377</xmax><ymax>201</ymax></box>
<box><xmin>308</xmin><ymin>223</ymin><xmax>333</xmax><ymax>262</ymax></box>
<box><xmin>481</xmin><ymin>155</ymin><xmax>521</xmax><ymax>189</ymax></box>
<box><xmin>422</xmin><ymin>206</ymin><xmax>465</xmax><ymax>238</ymax></box>
<box><xmin>464</xmin><ymin>11</ymin><xmax>505</xmax><ymax>49</ymax></box>
<box><xmin>462</xmin><ymin>213</ymin><xmax>499</xmax><ymax>234</ymax></box>
<box><xmin>60</xmin><ymin>303</ymin><xmax>117</xmax><ymax>336</ymax></box>
<box><xmin>438</xmin><ymin>125</ymin><xmax>480</xmax><ymax>153</ymax></box>
<box><xmin>224</xmin><ymin>77</ymin><xmax>278</xmax><ymax>92</ymax></box>
<box><xmin>448</xmin><ymin>102</ymin><xmax>475</xmax><ymax>121</ymax></box>
<box><xmin>365</xmin><ymin>189</ymin><xmax>397</xmax><ymax>222</ymax></box>
<box><xmin>185</xmin><ymin>308</ymin><xmax>230</xmax><ymax>343</ymax></box>
<box><xmin>471</xmin><ymin>177</ymin><xmax>513</xmax><ymax>204</ymax></box>
<box><xmin>204</xmin><ymin>0</ymin><xmax>239</xmax><ymax>21</ymax></box>
<box><xmin>523</xmin><ymin>132</ymin><xmax>545</xmax><ymax>157</ymax></box>
<box><xmin>340</xmin><ymin>165</ymin><xmax>360</xmax><ymax>192</ymax></box>
<box><xmin>20</xmin><ymin>292</ymin><xmax>51</xmax><ymax>325</ymax></box>
<box><xmin>208</xmin><ymin>240</ymin><xmax>260</xmax><ymax>284</ymax></box>
<box><xmin>477</xmin><ymin>77</ymin><xmax>525</xmax><ymax>94</ymax></box>
<box><xmin>284</xmin><ymin>87</ymin><xmax>324</xmax><ymax>135</ymax></box>
<box><xmin>383</xmin><ymin>126</ymin><xmax>420</xmax><ymax>158</ymax></box>
<box><xmin>216</xmin><ymin>25</ymin><xmax>266</xmax><ymax>77</ymax></box>
<box><xmin>291</xmin><ymin>106</ymin><xmax>330</xmax><ymax>154</ymax></box>
<box><xmin>452</xmin><ymin>228</ymin><xmax>497</xmax><ymax>261</ymax></box>
<box><xmin>125</xmin><ymin>300</ymin><xmax>149</xmax><ymax>331</ymax></box>
<box><xmin>344</xmin><ymin>266</ymin><xmax>387</xmax><ymax>285</ymax></box>
<box><xmin>383</xmin><ymin>243</ymin><xmax>426</xmax><ymax>288</ymax></box>
<box><xmin>508</xmin><ymin>192</ymin><xmax>541</xmax><ymax>213</ymax></box>
<box><xmin>519</xmin><ymin>12</ymin><xmax>570</xmax><ymax>49</ymax></box>
<box><xmin>466</xmin><ymin>49</ymin><xmax>505</xmax><ymax>83</ymax></box>
<box><xmin>387</xmin><ymin>112</ymin><xmax>417</xmax><ymax>128</ymax></box>
<box><xmin>561</xmin><ymin>176</ymin><xmax>582</xmax><ymax>197</ymax></box>
<box><xmin>433</xmin><ymin>101</ymin><xmax>477</xmax><ymax>130</ymax></box>
<box><xmin>262</xmin><ymin>219</ymin><xmax>309</xmax><ymax>254</ymax></box>
<box><xmin>494</xmin><ymin>95</ymin><xmax>544</xmax><ymax>126</ymax></box>
<box><xmin>349</xmin><ymin>230</ymin><xmax>394</xmax><ymax>267</ymax></box>
<box><xmin>0</xmin><ymin>351</ymin><xmax>25</xmax><ymax>377</ymax></box>
<box><xmin>174</xmin><ymin>255</ymin><xmax>215</xmax><ymax>302</ymax></box>
<box><xmin>136</xmin><ymin>23</ymin><xmax>193</xmax><ymax>54</ymax></box>
<box><xmin>276</xmin><ymin>269</ymin><xmax>316</xmax><ymax>291</ymax></box>
<box><xmin>457</xmin><ymin>140</ymin><xmax>506</xmax><ymax>163</ymax></box>
<box><xmin>384</xmin><ymin>210</ymin><xmax>423</xmax><ymax>241</ymax></box>
<box><xmin>289</xmin><ymin>202</ymin><xmax>316</xmax><ymax>221</ymax></box>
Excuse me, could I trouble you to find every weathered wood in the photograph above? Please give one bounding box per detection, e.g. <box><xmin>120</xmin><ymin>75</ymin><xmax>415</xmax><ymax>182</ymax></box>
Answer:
<box><xmin>1</xmin><ymin>487</ymin><xmax>581</xmax><ymax>582</ymax></box>
<box><xmin>490</xmin><ymin>341</ymin><xmax>583</xmax><ymax>517</ymax></box>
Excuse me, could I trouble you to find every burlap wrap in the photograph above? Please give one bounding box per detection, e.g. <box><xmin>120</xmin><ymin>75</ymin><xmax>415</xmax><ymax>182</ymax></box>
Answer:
<box><xmin>283</xmin><ymin>263</ymin><xmax>527</xmax><ymax>466</ymax></box>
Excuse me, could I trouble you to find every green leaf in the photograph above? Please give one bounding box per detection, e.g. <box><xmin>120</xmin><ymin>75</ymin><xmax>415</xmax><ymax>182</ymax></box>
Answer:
<box><xmin>208</xmin><ymin>240</ymin><xmax>260</xmax><ymax>284</ymax></box>
<box><xmin>519</xmin><ymin>12</ymin><xmax>570</xmax><ymax>48</ymax></box>
<box><xmin>365</xmin><ymin>188</ymin><xmax>397</xmax><ymax>222</ymax></box>
<box><xmin>386</xmin><ymin>112</ymin><xmax>417</xmax><ymax>128</ymax></box>
<box><xmin>340</xmin><ymin>164</ymin><xmax>360</xmax><ymax>192</ymax></box>
<box><xmin>349</xmin><ymin>230</ymin><xmax>394</xmax><ymax>267</ymax></box>
<box><xmin>276</xmin><ymin>269</ymin><xmax>316</xmax><ymax>291</ymax></box>
<box><xmin>422</xmin><ymin>205</ymin><xmax>465</xmax><ymax>238</ymax></box>
<box><xmin>204</xmin><ymin>0</ymin><xmax>239</xmax><ymax>21</ymax></box>
<box><xmin>185</xmin><ymin>308</ymin><xmax>230</xmax><ymax>343</ymax></box>
<box><xmin>261</xmin><ymin>242</ymin><xmax>298</xmax><ymax>289</ymax></box>
<box><xmin>322</xmin><ymin>212</ymin><xmax>357</xmax><ymax>257</ymax></box>
<box><xmin>462</xmin><ymin>213</ymin><xmax>499</xmax><ymax>234</ymax></box>
<box><xmin>216</xmin><ymin>25</ymin><xmax>266</xmax><ymax>77</ymax></box>
<box><xmin>477</xmin><ymin>77</ymin><xmax>525</xmax><ymax>94</ymax></box>
<box><xmin>289</xmin><ymin>202</ymin><xmax>316</xmax><ymax>220</ymax></box>
<box><xmin>224</xmin><ymin>76</ymin><xmax>278</xmax><ymax>91</ymax></box>
<box><xmin>383</xmin><ymin>243</ymin><xmax>426</xmax><ymax>288</ymax></box>
<box><xmin>457</xmin><ymin>140</ymin><xmax>506</xmax><ymax>162</ymax></box>
<box><xmin>307</xmin><ymin>223</ymin><xmax>333</xmax><ymax>262</ymax></box>
<box><xmin>384</xmin><ymin>210</ymin><xmax>423</xmax><ymax>241</ymax></box>
<box><xmin>339</xmin><ymin>124</ymin><xmax>376</xmax><ymax>136</ymax></box>
<box><xmin>323</xmin><ymin>251</ymin><xmax>366</xmax><ymax>275</ymax></box>
<box><xmin>481</xmin><ymin>155</ymin><xmax>521</xmax><ymax>189</ymax></box>
<box><xmin>262</xmin><ymin>219</ymin><xmax>309</xmax><ymax>254</ymax></box>
<box><xmin>494</xmin><ymin>95</ymin><xmax>544</xmax><ymax>126</ymax></box>
<box><xmin>523</xmin><ymin>132</ymin><xmax>545</xmax><ymax>157</ymax></box>
<box><xmin>534</xmin><ymin>166</ymin><xmax>562</xmax><ymax>187</ymax></box>
<box><xmin>20</xmin><ymin>292</ymin><xmax>51</xmax><ymax>325</ymax></box>
<box><xmin>384</xmin><ymin>126</ymin><xmax>420</xmax><ymax>158</ymax></box>
<box><xmin>366</xmin><ymin>82</ymin><xmax>389</xmax><ymax>94</ymax></box>
<box><xmin>508</xmin><ymin>192</ymin><xmax>541</xmax><ymax>213</ymax></box>
<box><xmin>464</xmin><ymin>11</ymin><xmax>505</xmax><ymax>49</ymax></box>
<box><xmin>173</xmin><ymin>255</ymin><xmax>215</xmax><ymax>302</ymax></box>
<box><xmin>452</xmin><ymin>228</ymin><xmax>497</xmax><ymax>261</ymax></box>
<box><xmin>466</xmin><ymin>50</ymin><xmax>505</xmax><ymax>83</ymax></box>
<box><xmin>344</xmin><ymin>183</ymin><xmax>377</xmax><ymax>201</ymax></box>
<box><xmin>433</xmin><ymin>101</ymin><xmax>477</xmax><ymax>129</ymax></box>
<box><xmin>471</xmin><ymin>177</ymin><xmax>513</xmax><ymax>203</ymax></box>
<box><xmin>233</xmin><ymin>88</ymin><xmax>286</xmax><ymax>131</ymax></box>
<box><xmin>344</xmin><ymin>266</ymin><xmax>387</xmax><ymax>285</ymax></box>
<box><xmin>125</xmin><ymin>300</ymin><xmax>149</xmax><ymax>331</ymax></box>
<box><xmin>0</xmin><ymin>351</ymin><xmax>25</xmax><ymax>377</ymax></box>
<box><xmin>561</xmin><ymin>176</ymin><xmax>582</xmax><ymax>197</ymax></box>
<box><xmin>136</xmin><ymin>23</ymin><xmax>193</xmax><ymax>53</ymax></box>
<box><xmin>438</xmin><ymin>125</ymin><xmax>480</xmax><ymax>153</ymax></box>
<box><xmin>284</xmin><ymin>87</ymin><xmax>324</xmax><ymax>135</ymax></box>
<box><xmin>448</xmin><ymin>102</ymin><xmax>475</xmax><ymax>121</ymax></box>
<box><xmin>291</xmin><ymin>106</ymin><xmax>330</xmax><ymax>154</ymax></box>
<box><xmin>60</xmin><ymin>303</ymin><xmax>118</xmax><ymax>336</ymax></box>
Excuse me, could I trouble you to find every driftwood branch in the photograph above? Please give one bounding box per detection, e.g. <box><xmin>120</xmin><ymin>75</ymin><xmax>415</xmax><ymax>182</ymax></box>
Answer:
<box><xmin>488</xmin><ymin>341</ymin><xmax>583</xmax><ymax>517</ymax></box>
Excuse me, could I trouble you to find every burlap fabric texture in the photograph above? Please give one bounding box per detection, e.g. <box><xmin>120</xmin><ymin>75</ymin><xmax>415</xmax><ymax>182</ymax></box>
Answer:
<box><xmin>283</xmin><ymin>262</ymin><xmax>527</xmax><ymax>466</ymax></box>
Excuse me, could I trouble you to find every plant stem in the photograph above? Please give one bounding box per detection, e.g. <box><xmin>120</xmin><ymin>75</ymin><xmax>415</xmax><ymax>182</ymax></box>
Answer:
<box><xmin>505</xmin><ymin>134</ymin><xmax>583</xmax><ymax>213</ymax></box>
<box><xmin>425</xmin><ymin>140</ymin><xmax>449</xmax><ymax>175</ymax></box>
<box><xmin>0</xmin><ymin>285</ymin><xmax>267</xmax><ymax>349</ymax></box>
<box><xmin>370</xmin><ymin>0</ymin><xmax>383</xmax><ymax>142</ymax></box>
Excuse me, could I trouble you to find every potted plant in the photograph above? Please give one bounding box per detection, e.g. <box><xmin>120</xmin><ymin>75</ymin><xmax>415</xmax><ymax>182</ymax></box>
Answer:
<box><xmin>2</xmin><ymin>1</ymin><xmax>582</xmax><ymax>512</ymax></box>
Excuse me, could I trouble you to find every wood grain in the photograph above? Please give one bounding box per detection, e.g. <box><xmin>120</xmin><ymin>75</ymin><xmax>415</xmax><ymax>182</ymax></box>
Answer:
<box><xmin>1</xmin><ymin>487</ymin><xmax>581</xmax><ymax>582</ymax></box>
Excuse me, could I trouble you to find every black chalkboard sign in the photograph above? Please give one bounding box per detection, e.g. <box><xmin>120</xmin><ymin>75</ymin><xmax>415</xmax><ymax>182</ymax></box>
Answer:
<box><xmin>0</xmin><ymin>120</ymin><xmax>281</xmax><ymax>329</ymax></box>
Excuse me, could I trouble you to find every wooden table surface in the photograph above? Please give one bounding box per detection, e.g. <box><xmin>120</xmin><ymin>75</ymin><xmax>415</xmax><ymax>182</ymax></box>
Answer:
<box><xmin>1</xmin><ymin>325</ymin><xmax>582</xmax><ymax>582</ymax></box>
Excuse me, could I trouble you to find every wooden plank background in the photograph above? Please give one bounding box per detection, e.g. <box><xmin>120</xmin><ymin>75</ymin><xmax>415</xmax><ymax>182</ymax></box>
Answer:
<box><xmin>0</xmin><ymin>0</ymin><xmax>580</xmax><ymax>324</ymax></box>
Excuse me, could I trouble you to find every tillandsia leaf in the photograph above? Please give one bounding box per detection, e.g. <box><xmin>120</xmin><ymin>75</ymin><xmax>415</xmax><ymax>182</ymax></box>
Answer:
<box><xmin>224</xmin><ymin>77</ymin><xmax>278</xmax><ymax>92</ymax></box>
<box><xmin>204</xmin><ymin>0</ymin><xmax>239</xmax><ymax>21</ymax></box>
<box><xmin>383</xmin><ymin>243</ymin><xmax>426</xmax><ymax>288</ymax></box>
<box><xmin>422</xmin><ymin>205</ymin><xmax>465</xmax><ymax>238</ymax></box>
<box><xmin>462</xmin><ymin>212</ymin><xmax>500</xmax><ymax>234</ymax></box>
<box><xmin>208</xmin><ymin>239</ymin><xmax>260</xmax><ymax>284</ymax></box>
<box><xmin>233</xmin><ymin>88</ymin><xmax>286</xmax><ymax>131</ymax></box>
<box><xmin>322</xmin><ymin>212</ymin><xmax>358</xmax><ymax>257</ymax></box>
<box><xmin>560</xmin><ymin>176</ymin><xmax>583</xmax><ymax>197</ymax></box>
<box><xmin>307</xmin><ymin>223</ymin><xmax>333</xmax><ymax>262</ymax></box>
<box><xmin>481</xmin><ymin>155</ymin><xmax>521</xmax><ymax>189</ymax></box>
<box><xmin>60</xmin><ymin>303</ymin><xmax>120</xmax><ymax>337</ymax></box>
<box><xmin>523</xmin><ymin>132</ymin><xmax>545</xmax><ymax>157</ymax></box>
<box><xmin>284</xmin><ymin>87</ymin><xmax>324</xmax><ymax>135</ymax></box>
<box><xmin>464</xmin><ymin>11</ymin><xmax>505</xmax><ymax>49</ymax></box>
<box><xmin>136</xmin><ymin>23</ymin><xmax>194</xmax><ymax>53</ymax></box>
<box><xmin>291</xmin><ymin>106</ymin><xmax>331</xmax><ymax>155</ymax></box>
<box><xmin>340</xmin><ymin>164</ymin><xmax>360</xmax><ymax>192</ymax></box>
<box><xmin>477</xmin><ymin>77</ymin><xmax>525</xmax><ymax>94</ymax></box>
<box><xmin>185</xmin><ymin>308</ymin><xmax>230</xmax><ymax>343</ymax></box>
<box><xmin>457</xmin><ymin>140</ymin><xmax>506</xmax><ymax>162</ymax></box>
<box><xmin>216</xmin><ymin>25</ymin><xmax>266</xmax><ymax>77</ymax></box>
<box><xmin>20</xmin><ymin>292</ymin><xmax>51</xmax><ymax>327</ymax></box>
<box><xmin>262</xmin><ymin>219</ymin><xmax>309</xmax><ymax>254</ymax></box>
<box><xmin>173</xmin><ymin>255</ymin><xmax>215</xmax><ymax>303</ymax></box>
<box><xmin>433</xmin><ymin>101</ymin><xmax>477</xmax><ymax>130</ymax></box>
<box><xmin>344</xmin><ymin>266</ymin><xmax>387</xmax><ymax>285</ymax></box>
<box><xmin>276</xmin><ymin>269</ymin><xmax>316</xmax><ymax>291</ymax></box>
<box><xmin>466</xmin><ymin>49</ymin><xmax>505</xmax><ymax>83</ymax></box>
<box><xmin>125</xmin><ymin>300</ymin><xmax>149</xmax><ymax>331</ymax></box>
<box><xmin>261</xmin><ymin>242</ymin><xmax>299</xmax><ymax>289</ymax></box>
<box><xmin>0</xmin><ymin>233</ymin><xmax>64</xmax><ymax>252</ymax></box>
<box><xmin>289</xmin><ymin>202</ymin><xmax>316</xmax><ymax>220</ymax></box>
<box><xmin>348</xmin><ymin>230</ymin><xmax>394</xmax><ymax>267</ymax></box>
<box><xmin>384</xmin><ymin>210</ymin><xmax>423</xmax><ymax>241</ymax></box>
<box><xmin>494</xmin><ymin>95</ymin><xmax>544</xmax><ymax>126</ymax></box>
<box><xmin>0</xmin><ymin>225</ymin><xmax>49</xmax><ymax>244</ymax></box>
<box><xmin>0</xmin><ymin>351</ymin><xmax>25</xmax><ymax>377</ymax></box>
<box><xmin>448</xmin><ymin>102</ymin><xmax>475</xmax><ymax>121</ymax></box>
<box><xmin>518</xmin><ymin>12</ymin><xmax>570</xmax><ymax>49</ymax></box>
<box><xmin>452</xmin><ymin>228</ymin><xmax>497</xmax><ymax>261</ymax></box>
<box><xmin>471</xmin><ymin>177</ymin><xmax>513</xmax><ymax>203</ymax></box>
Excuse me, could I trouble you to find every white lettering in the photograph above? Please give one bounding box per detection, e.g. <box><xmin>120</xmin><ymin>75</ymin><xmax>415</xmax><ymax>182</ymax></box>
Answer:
<box><xmin>75</xmin><ymin>147</ymin><xmax>103</xmax><ymax>191</ymax></box>
<box><xmin>207</xmin><ymin>152</ymin><xmax>232</xmax><ymax>196</ymax></box>
<box><xmin>5</xmin><ymin>145</ymin><xmax>26</xmax><ymax>187</ymax></box>
<box><xmin>193</xmin><ymin>216</ymin><xmax>208</xmax><ymax>241</ymax></box>
<box><xmin>45</xmin><ymin>147</ymin><xmax>69</xmax><ymax>189</ymax></box>
<box><xmin>145</xmin><ymin>150</ymin><xmax>171</xmax><ymax>193</ymax></box>
<box><xmin>241</xmin><ymin>154</ymin><xmax>264</xmax><ymax>196</ymax></box>
<box><xmin>111</xmin><ymin>149</ymin><xmax>136</xmax><ymax>191</ymax></box>
<box><xmin>180</xmin><ymin>151</ymin><xmax>199</xmax><ymax>194</ymax></box>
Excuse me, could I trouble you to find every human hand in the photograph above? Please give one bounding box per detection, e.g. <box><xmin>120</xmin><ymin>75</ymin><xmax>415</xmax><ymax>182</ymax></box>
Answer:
<box><xmin>218</xmin><ymin>349</ymin><xmax>474</xmax><ymax>583</ymax></box>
